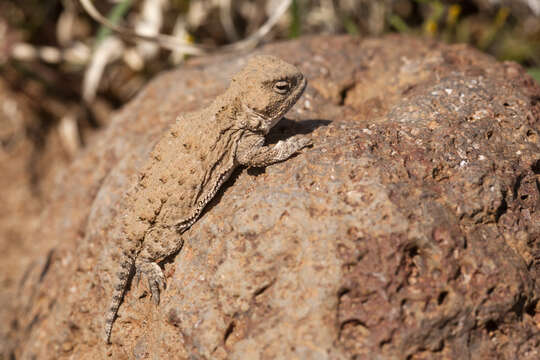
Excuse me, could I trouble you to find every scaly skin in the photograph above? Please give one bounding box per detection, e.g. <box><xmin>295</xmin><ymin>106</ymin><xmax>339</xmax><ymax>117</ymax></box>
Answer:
<box><xmin>105</xmin><ymin>55</ymin><xmax>311</xmax><ymax>343</ymax></box>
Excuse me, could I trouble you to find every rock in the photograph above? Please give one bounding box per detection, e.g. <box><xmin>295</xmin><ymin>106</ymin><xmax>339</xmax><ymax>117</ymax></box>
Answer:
<box><xmin>4</xmin><ymin>35</ymin><xmax>540</xmax><ymax>359</ymax></box>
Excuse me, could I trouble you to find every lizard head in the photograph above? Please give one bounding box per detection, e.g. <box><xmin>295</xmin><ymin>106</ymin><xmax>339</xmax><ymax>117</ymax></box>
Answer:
<box><xmin>230</xmin><ymin>55</ymin><xmax>307</xmax><ymax>134</ymax></box>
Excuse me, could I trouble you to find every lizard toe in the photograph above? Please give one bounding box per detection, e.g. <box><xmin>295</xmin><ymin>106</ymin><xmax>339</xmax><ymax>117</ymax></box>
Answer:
<box><xmin>137</xmin><ymin>261</ymin><xmax>166</xmax><ymax>305</ymax></box>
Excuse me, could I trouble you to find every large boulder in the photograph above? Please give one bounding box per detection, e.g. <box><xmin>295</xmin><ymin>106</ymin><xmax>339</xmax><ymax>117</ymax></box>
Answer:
<box><xmin>5</xmin><ymin>35</ymin><xmax>540</xmax><ymax>359</ymax></box>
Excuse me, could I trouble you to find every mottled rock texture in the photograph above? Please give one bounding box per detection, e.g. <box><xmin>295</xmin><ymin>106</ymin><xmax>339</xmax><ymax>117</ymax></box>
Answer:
<box><xmin>3</xmin><ymin>35</ymin><xmax>540</xmax><ymax>359</ymax></box>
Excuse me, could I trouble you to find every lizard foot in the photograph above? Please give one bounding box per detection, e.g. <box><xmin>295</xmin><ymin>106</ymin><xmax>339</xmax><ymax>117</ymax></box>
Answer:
<box><xmin>137</xmin><ymin>261</ymin><xmax>165</xmax><ymax>305</ymax></box>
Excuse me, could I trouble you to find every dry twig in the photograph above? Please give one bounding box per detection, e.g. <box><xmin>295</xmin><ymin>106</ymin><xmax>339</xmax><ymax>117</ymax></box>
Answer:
<box><xmin>79</xmin><ymin>0</ymin><xmax>292</xmax><ymax>54</ymax></box>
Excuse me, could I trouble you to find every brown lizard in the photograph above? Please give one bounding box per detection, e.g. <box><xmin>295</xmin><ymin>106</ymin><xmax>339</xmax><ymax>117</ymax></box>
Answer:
<box><xmin>104</xmin><ymin>55</ymin><xmax>311</xmax><ymax>343</ymax></box>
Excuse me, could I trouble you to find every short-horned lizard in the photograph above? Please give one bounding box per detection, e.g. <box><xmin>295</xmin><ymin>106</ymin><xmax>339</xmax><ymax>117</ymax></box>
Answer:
<box><xmin>105</xmin><ymin>55</ymin><xmax>311</xmax><ymax>343</ymax></box>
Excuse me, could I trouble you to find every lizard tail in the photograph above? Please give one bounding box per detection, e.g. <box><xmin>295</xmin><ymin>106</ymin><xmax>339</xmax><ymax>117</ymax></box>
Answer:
<box><xmin>104</xmin><ymin>258</ymin><xmax>135</xmax><ymax>344</ymax></box>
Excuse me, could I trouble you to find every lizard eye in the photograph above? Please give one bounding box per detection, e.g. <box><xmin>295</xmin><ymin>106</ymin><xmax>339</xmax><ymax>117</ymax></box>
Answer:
<box><xmin>273</xmin><ymin>81</ymin><xmax>290</xmax><ymax>94</ymax></box>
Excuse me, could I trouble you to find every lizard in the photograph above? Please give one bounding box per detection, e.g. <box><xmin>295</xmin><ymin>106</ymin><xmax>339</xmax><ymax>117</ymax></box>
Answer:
<box><xmin>104</xmin><ymin>55</ymin><xmax>311</xmax><ymax>343</ymax></box>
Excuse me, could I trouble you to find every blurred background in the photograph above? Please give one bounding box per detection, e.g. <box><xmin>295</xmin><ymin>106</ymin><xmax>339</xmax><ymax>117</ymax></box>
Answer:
<box><xmin>0</xmin><ymin>0</ymin><xmax>539</xmax><ymax>168</ymax></box>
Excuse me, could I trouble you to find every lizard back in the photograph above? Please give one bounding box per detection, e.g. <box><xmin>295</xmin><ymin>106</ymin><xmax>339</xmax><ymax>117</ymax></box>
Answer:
<box><xmin>121</xmin><ymin>97</ymin><xmax>244</xmax><ymax>255</ymax></box>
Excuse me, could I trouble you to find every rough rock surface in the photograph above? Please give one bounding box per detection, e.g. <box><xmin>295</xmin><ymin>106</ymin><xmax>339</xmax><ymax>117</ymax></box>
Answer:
<box><xmin>4</xmin><ymin>35</ymin><xmax>540</xmax><ymax>359</ymax></box>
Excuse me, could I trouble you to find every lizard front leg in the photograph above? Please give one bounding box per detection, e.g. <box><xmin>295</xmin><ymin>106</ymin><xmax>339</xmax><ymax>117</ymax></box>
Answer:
<box><xmin>136</xmin><ymin>225</ymin><xmax>184</xmax><ymax>304</ymax></box>
<box><xmin>236</xmin><ymin>133</ymin><xmax>311</xmax><ymax>167</ymax></box>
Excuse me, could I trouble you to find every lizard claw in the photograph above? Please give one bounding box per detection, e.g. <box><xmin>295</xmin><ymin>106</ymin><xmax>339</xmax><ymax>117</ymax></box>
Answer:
<box><xmin>134</xmin><ymin>267</ymin><xmax>142</xmax><ymax>286</ymax></box>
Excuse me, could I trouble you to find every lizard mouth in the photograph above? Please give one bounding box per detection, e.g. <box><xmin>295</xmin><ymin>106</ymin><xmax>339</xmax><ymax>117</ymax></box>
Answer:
<box><xmin>245</xmin><ymin>75</ymin><xmax>308</xmax><ymax>134</ymax></box>
<box><xmin>299</xmin><ymin>76</ymin><xmax>307</xmax><ymax>92</ymax></box>
<box><xmin>289</xmin><ymin>75</ymin><xmax>307</xmax><ymax>113</ymax></box>
<box><xmin>295</xmin><ymin>76</ymin><xmax>307</xmax><ymax>101</ymax></box>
